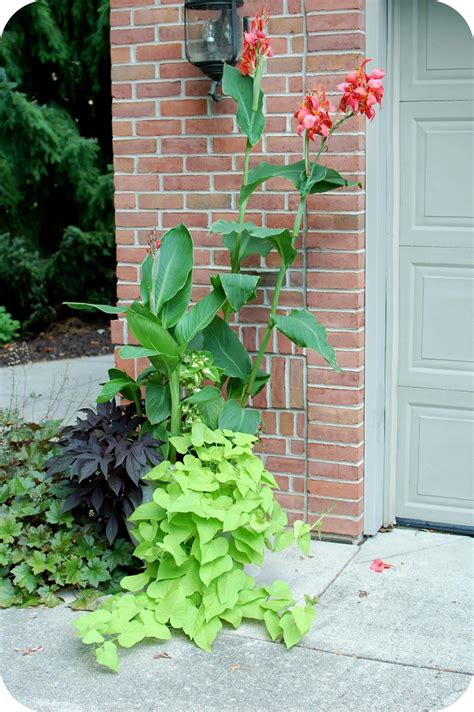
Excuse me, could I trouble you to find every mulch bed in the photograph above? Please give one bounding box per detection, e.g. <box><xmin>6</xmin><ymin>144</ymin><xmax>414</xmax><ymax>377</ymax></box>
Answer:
<box><xmin>0</xmin><ymin>318</ymin><xmax>114</xmax><ymax>367</ymax></box>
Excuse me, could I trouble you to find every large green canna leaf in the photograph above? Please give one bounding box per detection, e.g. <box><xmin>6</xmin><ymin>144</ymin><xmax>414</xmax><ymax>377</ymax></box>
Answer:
<box><xmin>174</xmin><ymin>287</ymin><xmax>226</xmax><ymax>346</ymax></box>
<box><xmin>151</xmin><ymin>224</ymin><xmax>193</xmax><ymax>314</ymax></box>
<box><xmin>210</xmin><ymin>221</ymin><xmax>294</xmax><ymax>267</ymax></box>
<box><xmin>307</xmin><ymin>166</ymin><xmax>358</xmax><ymax>194</ymax></box>
<box><xmin>215</xmin><ymin>273</ymin><xmax>259</xmax><ymax>312</ymax></box>
<box><xmin>222</xmin><ymin>64</ymin><xmax>264</xmax><ymax>147</ymax></box>
<box><xmin>65</xmin><ymin>302</ymin><xmax>127</xmax><ymax>314</ymax></box>
<box><xmin>96</xmin><ymin>377</ymin><xmax>140</xmax><ymax>404</ymax></box>
<box><xmin>248</xmin><ymin>226</ymin><xmax>297</xmax><ymax>267</ymax></box>
<box><xmin>210</xmin><ymin>220</ymin><xmax>258</xmax><ymax>236</ymax></box>
<box><xmin>145</xmin><ymin>381</ymin><xmax>171</xmax><ymax>425</ymax></box>
<box><xmin>240</xmin><ymin>161</ymin><xmax>310</xmax><ymax>205</ymax></box>
<box><xmin>218</xmin><ymin>399</ymin><xmax>261</xmax><ymax>435</ymax></box>
<box><xmin>273</xmin><ymin>309</ymin><xmax>339</xmax><ymax>370</ymax></box>
<box><xmin>202</xmin><ymin>316</ymin><xmax>251</xmax><ymax>379</ymax></box>
<box><xmin>299</xmin><ymin>162</ymin><xmax>328</xmax><ymax>197</ymax></box>
<box><xmin>159</xmin><ymin>271</ymin><xmax>192</xmax><ymax>329</ymax></box>
<box><xmin>126</xmin><ymin>302</ymin><xmax>180</xmax><ymax>372</ymax></box>
<box><xmin>119</xmin><ymin>345</ymin><xmax>163</xmax><ymax>360</ymax></box>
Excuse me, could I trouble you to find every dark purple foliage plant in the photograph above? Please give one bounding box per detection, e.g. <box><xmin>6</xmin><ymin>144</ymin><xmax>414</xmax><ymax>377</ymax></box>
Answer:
<box><xmin>45</xmin><ymin>400</ymin><xmax>163</xmax><ymax>543</ymax></box>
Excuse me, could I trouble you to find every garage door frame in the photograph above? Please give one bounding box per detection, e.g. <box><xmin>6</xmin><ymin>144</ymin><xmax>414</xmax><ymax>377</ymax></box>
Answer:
<box><xmin>364</xmin><ymin>0</ymin><xmax>399</xmax><ymax>535</ymax></box>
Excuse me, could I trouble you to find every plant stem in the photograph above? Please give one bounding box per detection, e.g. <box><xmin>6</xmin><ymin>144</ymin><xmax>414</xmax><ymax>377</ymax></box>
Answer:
<box><xmin>241</xmin><ymin>263</ymin><xmax>286</xmax><ymax>405</ymax></box>
<box><xmin>304</xmin><ymin>133</ymin><xmax>311</xmax><ymax>177</ymax></box>
<box><xmin>232</xmin><ymin>139</ymin><xmax>252</xmax><ymax>277</ymax></box>
<box><xmin>292</xmin><ymin>197</ymin><xmax>306</xmax><ymax>240</ymax></box>
<box><xmin>168</xmin><ymin>370</ymin><xmax>181</xmax><ymax>463</ymax></box>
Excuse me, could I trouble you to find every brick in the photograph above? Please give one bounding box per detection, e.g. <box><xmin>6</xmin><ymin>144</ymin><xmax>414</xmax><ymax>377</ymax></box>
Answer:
<box><xmin>308</xmin><ymin>423</ymin><xmax>364</xmax><ymax>444</ymax></box>
<box><xmin>138</xmin><ymin>157</ymin><xmax>183</xmax><ymax>173</ymax></box>
<box><xmin>305</xmin><ymin>0</ymin><xmax>363</xmax><ymax>8</ymax></box>
<box><xmin>112</xmin><ymin>121</ymin><xmax>133</xmax><ymax>137</ymax></box>
<box><xmin>115</xmin><ymin>193</ymin><xmax>135</xmax><ymax>209</ymax></box>
<box><xmin>115</xmin><ymin>212</ymin><xmax>157</xmax><ymax>228</ymax></box>
<box><xmin>111</xmin><ymin>0</ymin><xmax>154</xmax><ymax>6</ymax></box>
<box><xmin>308</xmin><ymin>32</ymin><xmax>364</xmax><ymax>52</ymax></box>
<box><xmin>112</xmin><ymin>64</ymin><xmax>155</xmax><ymax>81</ymax></box>
<box><xmin>307</xmin><ymin>12</ymin><xmax>364</xmax><ymax>32</ymax></box>
<box><xmin>139</xmin><ymin>194</ymin><xmax>183</xmax><ymax>209</ymax></box>
<box><xmin>308</xmin><ymin>461</ymin><xmax>363</xmax><ymax>480</ymax></box>
<box><xmin>116</xmin><ymin>265</ymin><xmax>138</xmax><ymax>282</ymax></box>
<box><xmin>111</xmin><ymin>28</ymin><xmax>154</xmax><ymax>45</ymax></box>
<box><xmin>162</xmin><ymin>138</ymin><xmax>208</xmax><ymax>155</ymax></box>
<box><xmin>289</xmin><ymin>359</ymin><xmax>305</xmax><ymax>409</ymax></box>
<box><xmin>110</xmin><ymin>10</ymin><xmax>130</xmax><ymax>27</ymax></box>
<box><xmin>134</xmin><ymin>8</ymin><xmax>180</xmax><ymax>25</ymax></box>
<box><xmin>136</xmin><ymin>81</ymin><xmax>181</xmax><ymax>98</ymax></box>
<box><xmin>309</xmin><ymin>406</ymin><xmax>363</xmax><ymax>426</ymax></box>
<box><xmin>136</xmin><ymin>119</ymin><xmax>182</xmax><ymax>136</ymax></box>
<box><xmin>112</xmin><ymin>101</ymin><xmax>155</xmax><ymax>118</ymax></box>
<box><xmin>308</xmin><ymin>480</ymin><xmax>364</xmax><ymax>499</ymax></box>
<box><xmin>316</xmin><ymin>516</ymin><xmax>363</xmax><ymax>538</ymax></box>
<box><xmin>111</xmin><ymin>47</ymin><xmax>131</xmax><ymax>64</ymax></box>
<box><xmin>110</xmin><ymin>320</ymin><xmax>125</xmax><ymax>344</ymax></box>
<box><xmin>161</xmin><ymin>99</ymin><xmax>208</xmax><ymax>117</ymax></box>
<box><xmin>113</xmin><ymin>139</ymin><xmax>156</xmax><ymax>154</ymax></box>
<box><xmin>112</xmin><ymin>84</ymin><xmax>132</xmax><ymax>99</ymax></box>
<box><xmin>136</xmin><ymin>44</ymin><xmax>183</xmax><ymax>62</ymax></box>
<box><xmin>187</xmin><ymin>194</ymin><xmax>231</xmax><ymax>210</ymax></box>
<box><xmin>115</xmin><ymin>175</ymin><xmax>159</xmax><ymax>191</ymax></box>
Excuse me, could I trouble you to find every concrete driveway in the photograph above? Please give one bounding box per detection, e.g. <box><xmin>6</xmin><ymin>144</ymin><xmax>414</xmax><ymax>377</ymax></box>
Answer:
<box><xmin>0</xmin><ymin>355</ymin><xmax>114</xmax><ymax>424</ymax></box>
<box><xmin>1</xmin><ymin>528</ymin><xmax>472</xmax><ymax>712</ymax></box>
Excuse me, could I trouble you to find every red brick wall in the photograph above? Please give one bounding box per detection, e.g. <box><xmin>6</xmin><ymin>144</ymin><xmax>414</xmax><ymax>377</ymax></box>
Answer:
<box><xmin>110</xmin><ymin>0</ymin><xmax>366</xmax><ymax>540</ymax></box>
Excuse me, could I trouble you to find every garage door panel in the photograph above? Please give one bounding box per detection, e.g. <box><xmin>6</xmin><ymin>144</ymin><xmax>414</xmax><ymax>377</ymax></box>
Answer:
<box><xmin>396</xmin><ymin>0</ymin><xmax>474</xmax><ymax>529</ymax></box>
<box><xmin>396</xmin><ymin>388</ymin><xmax>474</xmax><ymax>526</ymax></box>
<box><xmin>400</xmin><ymin>103</ymin><xmax>474</xmax><ymax>248</ymax></box>
<box><xmin>400</xmin><ymin>0</ymin><xmax>474</xmax><ymax>101</ymax></box>
<box><xmin>399</xmin><ymin>247</ymin><xmax>474</xmax><ymax>391</ymax></box>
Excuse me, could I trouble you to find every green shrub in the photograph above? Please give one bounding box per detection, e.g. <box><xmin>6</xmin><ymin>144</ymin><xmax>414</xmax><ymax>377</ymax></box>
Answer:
<box><xmin>0</xmin><ymin>411</ymin><xmax>134</xmax><ymax>608</ymax></box>
<box><xmin>74</xmin><ymin>424</ymin><xmax>320</xmax><ymax>672</ymax></box>
<box><xmin>0</xmin><ymin>0</ymin><xmax>114</xmax><ymax>331</ymax></box>
<box><xmin>0</xmin><ymin>306</ymin><xmax>20</xmax><ymax>345</ymax></box>
<box><xmin>0</xmin><ymin>235</ymin><xmax>52</xmax><ymax>330</ymax></box>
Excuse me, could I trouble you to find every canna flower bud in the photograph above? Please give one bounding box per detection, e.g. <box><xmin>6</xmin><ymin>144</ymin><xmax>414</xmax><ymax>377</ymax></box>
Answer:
<box><xmin>239</xmin><ymin>9</ymin><xmax>273</xmax><ymax>77</ymax></box>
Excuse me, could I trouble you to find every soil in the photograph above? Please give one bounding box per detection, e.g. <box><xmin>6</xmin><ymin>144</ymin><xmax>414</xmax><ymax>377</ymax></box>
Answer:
<box><xmin>0</xmin><ymin>318</ymin><xmax>114</xmax><ymax>367</ymax></box>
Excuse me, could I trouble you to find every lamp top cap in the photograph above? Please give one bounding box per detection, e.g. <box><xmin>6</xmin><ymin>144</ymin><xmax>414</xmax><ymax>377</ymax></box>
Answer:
<box><xmin>185</xmin><ymin>0</ymin><xmax>245</xmax><ymax>9</ymax></box>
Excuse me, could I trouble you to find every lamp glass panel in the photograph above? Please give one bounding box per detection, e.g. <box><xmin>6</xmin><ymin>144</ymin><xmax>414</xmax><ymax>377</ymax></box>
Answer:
<box><xmin>186</xmin><ymin>8</ymin><xmax>237</xmax><ymax>63</ymax></box>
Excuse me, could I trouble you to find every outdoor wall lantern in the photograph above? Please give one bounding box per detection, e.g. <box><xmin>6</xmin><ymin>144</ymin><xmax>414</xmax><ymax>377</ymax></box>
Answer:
<box><xmin>184</xmin><ymin>0</ymin><xmax>246</xmax><ymax>101</ymax></box>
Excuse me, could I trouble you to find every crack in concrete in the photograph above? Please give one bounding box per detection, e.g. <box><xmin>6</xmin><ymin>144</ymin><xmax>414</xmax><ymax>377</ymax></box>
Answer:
<box><xmin>221</xmin><ymin>630</ymin><xmax>473</xmax><ymax>678</ymax></box>
<box><xmin>355</xmin><ymin>538</ymin><xmax>471</xmax><ymax>565</ymax></box>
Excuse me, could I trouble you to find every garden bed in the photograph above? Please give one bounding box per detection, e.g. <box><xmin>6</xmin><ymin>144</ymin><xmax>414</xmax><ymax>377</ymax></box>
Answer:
<box><xmin>0</xmin><ymin>318</ymin><xmax>113</xmax><ymax>366</ymax></box>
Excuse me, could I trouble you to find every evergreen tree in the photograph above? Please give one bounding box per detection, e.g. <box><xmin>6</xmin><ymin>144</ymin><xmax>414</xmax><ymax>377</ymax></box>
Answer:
<box><xmin>0</xmin><ymin>0</ymin><xmax>115</xmax><ymax>330</ymax></box>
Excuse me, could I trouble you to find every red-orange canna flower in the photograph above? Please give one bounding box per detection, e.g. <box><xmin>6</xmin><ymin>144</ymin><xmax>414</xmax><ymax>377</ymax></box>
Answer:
<box><xmin>294</xmin><ymin>87</ymin><xmax>335</xmax><ymax>141</ymax></box>
<box><xmin>239</xmin><ymin>10</ymin><xmax>273</xmax><ymax>77</ymax></box>
<box><xmin>337</xmin><ymin>59</ymin><xmax>385</xmax><ymax>120</ymax></box>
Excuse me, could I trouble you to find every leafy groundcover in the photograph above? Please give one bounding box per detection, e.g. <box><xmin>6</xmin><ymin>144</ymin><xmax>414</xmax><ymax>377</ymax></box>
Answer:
<box><xmin>74</xmin><ymin>424</ymin><xmax>319</xmax><ymax>672</ymax></box>
<box><xmin>0</xmin><ymin>412</ymin><xmax>134</xmax><ymax>609</ymax></box>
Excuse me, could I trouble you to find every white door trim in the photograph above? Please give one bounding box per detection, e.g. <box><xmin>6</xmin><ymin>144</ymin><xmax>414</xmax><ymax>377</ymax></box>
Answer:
<box><xmin>364</xmin><ymin>0</ymin><xmax>399</xmax><ymax>533</ymax></box>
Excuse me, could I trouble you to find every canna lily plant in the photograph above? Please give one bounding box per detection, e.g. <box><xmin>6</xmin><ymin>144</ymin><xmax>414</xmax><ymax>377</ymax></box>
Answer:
<box><xmin>69</xmin><ymin>12</ymin><xmax>384</xmax><ymax>670</ymax></box>
<box><xmin>68</xmin><ymin>14</ymin><xmax>383</xmax><ymax>458</ymax></box>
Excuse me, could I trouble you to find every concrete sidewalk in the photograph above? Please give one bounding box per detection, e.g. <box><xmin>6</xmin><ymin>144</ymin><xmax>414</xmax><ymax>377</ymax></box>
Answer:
<box><xmin>1</xmin><ymin>528</ymin><xmax>472</xmax><ymax>711</ymax></box>
<box><xmin>0</xmin><ymin>355</ymin><xmax>114</xmax><ymax>423</ymax></box>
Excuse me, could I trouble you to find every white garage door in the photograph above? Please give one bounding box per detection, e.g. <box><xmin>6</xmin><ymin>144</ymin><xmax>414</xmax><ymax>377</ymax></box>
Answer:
<box><xmin>395</xmin><ymin>0</ymin><xmax>474</xmax><ymax>529</ymax></box>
